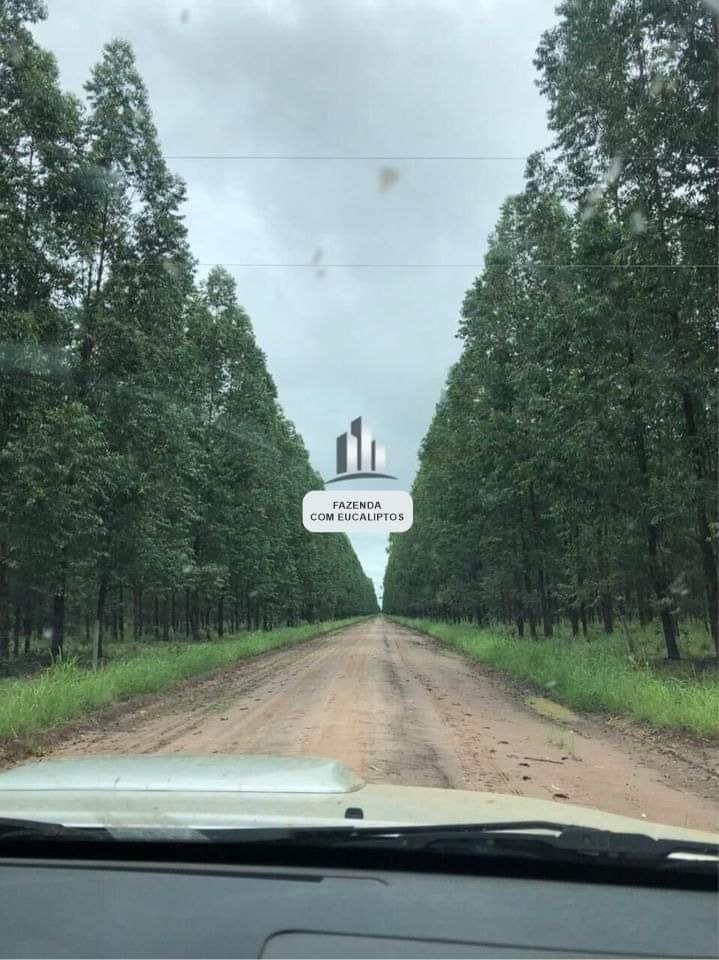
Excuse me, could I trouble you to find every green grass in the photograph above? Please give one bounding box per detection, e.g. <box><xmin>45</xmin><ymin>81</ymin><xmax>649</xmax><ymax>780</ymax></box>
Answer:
<box><xmin>0</xmin><ymin>619</ymin><xmax>363</xmax><ymax>744</ymax></box>
<box><xmin>472</xmin><ymin>618</ymin><xmax>715</xmax><ymax>661</ymax></box>
<box><xmin>390</xmin><ymin>617</ymin><xmax>719</xmax><ymax>739</ymax></box>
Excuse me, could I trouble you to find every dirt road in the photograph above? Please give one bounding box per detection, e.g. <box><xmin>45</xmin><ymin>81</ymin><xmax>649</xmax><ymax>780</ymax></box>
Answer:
<box><xmin>41</xmin><ymin>617</ymin><xmax>717</xmax><ymax>831</ymax></box>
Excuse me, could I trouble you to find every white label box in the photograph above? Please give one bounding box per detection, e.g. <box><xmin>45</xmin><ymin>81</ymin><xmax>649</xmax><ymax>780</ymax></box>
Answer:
<box><xmin>302</xmin><ymin>490</ymin><xmax>413</xmax><ymax>533</ymax></box>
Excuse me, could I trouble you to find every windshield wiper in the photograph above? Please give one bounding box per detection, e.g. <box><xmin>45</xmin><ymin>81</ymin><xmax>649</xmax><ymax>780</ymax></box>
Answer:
<box><xmin>1</xmin><ymin>817</ymin><xmax>715</xmax><ymax>871</ymax></box>
<box><xmin>0</xmin><ymin>817</ymin><xmax>110</xmax><ymax>843</ymax></box>
<box><xmin>198</xmin><ymin>820</ymin><xmax>719</xmax><ymax>867</ymax></box>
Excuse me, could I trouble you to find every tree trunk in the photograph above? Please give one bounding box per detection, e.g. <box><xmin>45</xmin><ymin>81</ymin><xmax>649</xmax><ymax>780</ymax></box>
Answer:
<box><xmin>0</xmin><ymin>542</ymin><xmax>9</xmax><ymax>658</ymax></box>
<box><xmin>191</xmin><ymin>589</ymin><xmax>200</xmax><ymax>642</ymax></box>
<box><xmin>648</xmin><ymin>524</ymin><xmax>680</xmax><ymax>659</ymax></box>
<box><xmin>137</xmin><ymin>587</ymin><xmax>145</xmax><ymax>640</ymax></box>
<box><xmin>537</xmin><ymin>566</ymin><xmax>552</xmax><ymax>637</ymax></box>
<box><xmin>96</xmin><ymin>574</ymin><xmax>108</xmax><ymax>661</ymax></box>
<box><xmin>637</xmin><ymin>582</ymin><xmax>650</xmax><ymax>626</ymax></box>
<box><xmin>639</xmin><ymin>83</ymin><xmax>717</xmax><ymax>645</ymax></box>
<box><xmin>596</xmin><ymin>526</ymin><xmax>613</xmax><ymax>634</ymax></box>
<box><xmin>133</xmin><ymin>589</ymin><xmax>140</xmax><ymax>641</ymax></box>
<box><xmin>512</xmin><ymin>563</ymin><xmax>524</xmax><ymax>636</ymax></box>
<box><xmin>674</xmin><ymin>333</ymin><xmax>718</xmax><ymax>650</ymax></box>
<box><xmin>118</xmin><ymin>585</ymin><xmax>125</xmax><ymax>642</ymax></box>
<box><xmin>12</xmin><ymin>604</ymin><xmax>21</xmax><ymax>656</ymax></box>
<box><xmin>91</xmin><ymin>619</ymin><xmax>100</xmax><ymax>672</ymax></box>
<box><xmin>632</xmin><ymin>405</ymin><xmax>675</xmax><ymax>653</ymax></box>
<box><xmin>217</xmin><ymin>594</ymin><xmax>224</xmax><ymax>637</ymax></box>
<box><xmin>660</xmin><ymin>605</ymin><xmax>679</xmax><ymax>660</ymax></box>
<box><xmin>51</xmin><ymin>588</ymin><xmax>65</xmax><ymax>660</ymax></box>
<box><xmin>622</xmin><ymin>321</ymin><xmax>678</xmax><ymax>657</ymax></box>
<box><xmin>696</xmin><ymin>505</ymin><xmax>718</xmax><ymax>654</ymax></box>
<box><xmin>600</xmin><ymin>593</ymin><xmax>613</xmax><ymax>634</ymax></box>
<box><xmin>518</xmin><ymin>507</ymin><xmax>537</xmax><ymax>639</ymax></box>
<box><xmin>22</xmin><ymin>601</ymin><xmax>32</xmax><ymax>656</ymax></box>
<box><xmin>529</xmin><ymin>486</ymin><xmax>552</xmax><ymax>637</ymax></box>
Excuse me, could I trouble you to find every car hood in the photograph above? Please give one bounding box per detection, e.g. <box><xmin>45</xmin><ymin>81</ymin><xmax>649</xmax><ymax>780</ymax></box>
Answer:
<box><xmin>0</xmin><ymin>754</ymin><xmax>715</xmax><ymax>843</ymax></box>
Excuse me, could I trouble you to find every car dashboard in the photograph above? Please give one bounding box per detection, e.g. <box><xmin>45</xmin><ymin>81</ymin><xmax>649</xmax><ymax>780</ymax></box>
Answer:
<box><xmin>0</xmin><ymin>854</ymin><xmax>716</xmax><ymax>958</ymax></box>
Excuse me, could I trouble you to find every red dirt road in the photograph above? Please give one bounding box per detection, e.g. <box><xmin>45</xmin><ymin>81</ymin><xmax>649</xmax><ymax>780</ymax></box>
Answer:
<box><xmin>37</xmin><ymin>617</ymin><xmax>719</xmax><ymax>831</ymax></box>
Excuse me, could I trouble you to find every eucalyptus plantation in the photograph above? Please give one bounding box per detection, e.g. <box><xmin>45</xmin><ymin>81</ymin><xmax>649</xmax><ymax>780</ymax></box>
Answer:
<box><xmin>0</xmin><ymin>0</ymin><xmax>377</xmax><ymax>661</ymax></box>
<box><xmin>384</xmin><ymin>0</ymin><xmax>717</xmax><ymax>659</ymax></box>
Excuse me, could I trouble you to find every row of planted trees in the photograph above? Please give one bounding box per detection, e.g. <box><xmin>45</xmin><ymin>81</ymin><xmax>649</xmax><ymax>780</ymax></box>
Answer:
<box><xmin>0</xmin><ymin>0</ymin><xmax>377</xmax><ymax>660</ymax></box>
<box><xmin>384</xmin><ymin>0</ymin><xmax>718</xmax><ymax>659</ymax></box>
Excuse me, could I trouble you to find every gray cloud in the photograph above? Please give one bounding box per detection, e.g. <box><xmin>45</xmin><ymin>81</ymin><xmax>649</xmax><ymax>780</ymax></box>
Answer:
<box><xmin>34</xmin><ymin>0</ymin><xmax>558</xmax><ymax>597</ymax></box>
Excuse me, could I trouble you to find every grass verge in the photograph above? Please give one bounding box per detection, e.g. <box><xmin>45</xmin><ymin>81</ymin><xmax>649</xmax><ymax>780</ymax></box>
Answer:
<box><xmin>390</xmin><ymin>617</ymin><xmax>719</xmax><ymax>739</ymax></box>
<box><xmin>0</xmin><ymin>618</ymin><xmax>363</xmax><ymax>743</ymax></box>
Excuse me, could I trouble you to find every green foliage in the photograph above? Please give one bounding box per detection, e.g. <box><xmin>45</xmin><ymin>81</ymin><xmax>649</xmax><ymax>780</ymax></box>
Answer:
<box><xmin>0</xmin><ymin>7</ymin><xmax>377</xmax><ymax>662</ymax></box>
<box><xmin>392</xmin><ymin>619</ymin><xmax>719</xmax><ymax>739</ymax></box>
<box><xmin>384</xmin><ymin>1</ymin><xmax>718</xmax><ymax>661</ymax></box>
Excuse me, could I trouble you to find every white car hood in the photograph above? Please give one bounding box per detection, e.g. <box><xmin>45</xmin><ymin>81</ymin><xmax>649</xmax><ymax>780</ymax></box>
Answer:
<box><xmin>0</xmin><ymin>754</ymin><xmax>715</xmax><ymax>844</ymax></box>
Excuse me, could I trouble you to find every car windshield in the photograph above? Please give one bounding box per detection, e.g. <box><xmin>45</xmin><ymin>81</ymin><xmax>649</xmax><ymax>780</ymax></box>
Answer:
<box><xmin>0</xmin><ymin>0</ymin><xmax>716</xmax><ymax>844</ymax></box>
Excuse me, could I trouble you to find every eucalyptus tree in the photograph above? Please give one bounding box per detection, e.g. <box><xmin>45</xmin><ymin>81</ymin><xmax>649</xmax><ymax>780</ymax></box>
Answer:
<box><xmin>535</xmin><ymin>0</ymin><xmax>718</xmax><ymax>648</ymax></box>
<box><xmin>0</xmin><ymin>11</ymin><xmax>379</xmax><ymax>662</ymax></box>
<box><xmin>386</xmin><ymin>1</ymin><xmax>716</xmax><ymax>659</ymax></box>
<box><xmin>0</xmin><ymin>0</ymin><xmax>86</xmax><ymax>654</ymax></box>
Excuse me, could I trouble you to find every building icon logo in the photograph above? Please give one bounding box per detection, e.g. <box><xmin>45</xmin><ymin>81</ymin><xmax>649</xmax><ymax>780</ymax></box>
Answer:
<box><xmin>326</xmin><ymin>416</ymin><xmax>397</xmax><ymax>484</ymax></box>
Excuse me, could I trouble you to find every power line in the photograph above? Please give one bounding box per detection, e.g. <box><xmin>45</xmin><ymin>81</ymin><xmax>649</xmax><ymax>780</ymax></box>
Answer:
<box><xmin>198</xmin><ymin>262</ymin><xmax>717</xmax><ymax>267</ymax></box>
<box><xmin>164</xmin><ymin>154</ymin><xmax>719</xmax><ymax>161</ymax></box>
<box><xmin>167</xmin><ymin>155</ymin><xmax>530</xmax><ymax>161</ymax></box>
<box><xmin>2</xmin><ymin>261</ymin><xmax>717</xmax><ymax>268</ymax></box>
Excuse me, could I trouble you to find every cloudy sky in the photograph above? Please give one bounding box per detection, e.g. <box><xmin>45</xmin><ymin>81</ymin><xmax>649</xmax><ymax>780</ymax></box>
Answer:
<box><xmin>34</xmin><ymin>0</ymin><xmax>558</xmax><ymax>601</ymax></box>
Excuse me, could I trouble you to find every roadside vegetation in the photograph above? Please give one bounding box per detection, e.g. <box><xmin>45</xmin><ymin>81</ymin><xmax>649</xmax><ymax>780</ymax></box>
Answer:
<box><xmin>383</xmin><ymin>1</ymin><xmax>718</xmax><ymax>663</ymax></box>
<box><xmin>392</xmin><ymin>618</ymin><xmax>719</xmax><ymax>739</ymax></box>
<box><xmin>0</xmin><ymin>619</ymin><xmax>362</xmax><ymax>744</ymax></box>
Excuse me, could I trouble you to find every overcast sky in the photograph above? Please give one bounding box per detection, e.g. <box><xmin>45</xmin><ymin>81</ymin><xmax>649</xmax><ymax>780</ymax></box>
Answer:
<box><xmin>34</xmin><ymin>0</ymin><xmax>558</xmax><ymax>601</ymax></box>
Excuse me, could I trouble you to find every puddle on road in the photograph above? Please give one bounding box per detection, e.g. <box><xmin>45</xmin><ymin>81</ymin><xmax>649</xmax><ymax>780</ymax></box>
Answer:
<box><xmin>525</xmin><ymin>697</ymin><xmax>579</xmax><ymax>724</ymax></box>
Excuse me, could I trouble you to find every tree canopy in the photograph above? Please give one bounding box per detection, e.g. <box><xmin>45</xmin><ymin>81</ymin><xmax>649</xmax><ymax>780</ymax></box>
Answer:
<box><xmin>384</xmin><ymin>0</ymin><xmax>718</xmax><ymax>659</ymax></box>
<box><xmin>0</xmin><ymin>3</ymin><xmax>377</xmax><ymax>659</ymax></box>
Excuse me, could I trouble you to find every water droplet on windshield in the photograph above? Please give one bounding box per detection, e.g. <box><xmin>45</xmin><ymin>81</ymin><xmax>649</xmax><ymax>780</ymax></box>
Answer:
<box><xmin>7</xmin><ymin>41</ymin><xmax>24</xmax><ymax>67</ymax></box>
<box><xmin>604</xmin><ymin>157</ymin><xmax>623</xmax><ymax>185</ymax></box>
<box><xmin>630</xmin><ymin>210</ymin><xmax>647</xmax><ymax>234</ymax></box>
<box><xmin>580</xmin><ymin>186</ymin><xmax>604</xmax><ymax>221</ymax></box>
<box><xmin>650</xmin><ymin>76</ymin><xmax>665</xmax><ymax>97</ymax></box>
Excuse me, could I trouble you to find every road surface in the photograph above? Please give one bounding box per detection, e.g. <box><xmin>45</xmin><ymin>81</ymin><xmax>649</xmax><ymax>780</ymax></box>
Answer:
<box><xmin>32</xmin><ymin>617</ymin><xmax>719</xmax><ymax>831</ymax></box>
